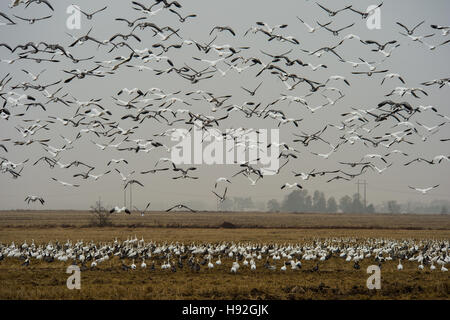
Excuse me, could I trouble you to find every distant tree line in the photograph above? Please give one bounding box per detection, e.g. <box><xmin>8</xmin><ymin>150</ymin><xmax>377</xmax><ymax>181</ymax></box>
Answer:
<box><xmin>376</xmin><ymin>200</ymin><xmax>449</xmax><ymax>214</ymax></box>
<box><xmin>266</xmin><ymin>189</ymin><xmax>375</xmax><ymax>213</ymax></box>
<box><xmin>216</xmin><ymin>189</ymin><xmax>448</xmax><ymax>214</ymax></box>
<box><xmin>218</xmin><ymin>197</ymin><xmax>265</xmax><ymax>211</ymax></box>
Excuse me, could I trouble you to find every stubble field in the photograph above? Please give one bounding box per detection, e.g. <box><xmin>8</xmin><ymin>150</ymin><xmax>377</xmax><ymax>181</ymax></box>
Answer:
<box><xmin>0</xmin><ymin>211</ymin><xmax>449</xmax><ymax>300</ymax></box>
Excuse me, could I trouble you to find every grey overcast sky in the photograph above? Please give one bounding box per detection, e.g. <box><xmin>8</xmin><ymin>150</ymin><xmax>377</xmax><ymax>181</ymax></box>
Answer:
<box><xmin>0</xmin><ymin>0</ymin><xmax>449</xmax><ymax>210</ymax></box>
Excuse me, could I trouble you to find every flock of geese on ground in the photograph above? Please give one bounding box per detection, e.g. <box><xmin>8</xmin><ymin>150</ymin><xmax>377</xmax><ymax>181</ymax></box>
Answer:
<box><xmin>0</xmin><ymin>0</ymin><xmax>449</xmax><ymax>211</ymax></box>
<box><xmin>0</xmin><ymin>237</ymin><xmax>448</xmax><ymax>273</ymax></box>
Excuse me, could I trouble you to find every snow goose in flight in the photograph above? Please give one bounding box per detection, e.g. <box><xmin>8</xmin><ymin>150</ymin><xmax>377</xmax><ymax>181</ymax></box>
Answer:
<box><xmin>209</xmin><ymin>26</ymin><xmax>236</xmax><ymax>36</ymax></box>
<box><xmin>124</xmin><ymin>179</ymin><xmax>144</xmax><ymax>189</ymax></box>
<box><xmin>381</xmin><ymin>73</ymin><xmax>405</xmax><ymax>85</ymax></box>
<box><xmin>326</xmin><ymin>75</ymin><xmax>350</xmax><ymax>86</ymax></box>
<box><xmin>134</xmin><ymin>202</ymin><xmax>151</xmax><ymax>216</ymax></box>
<box><xmin>306</xmin><ymin>63</ymin><xmax>327</xmax><ymax>71</ymax></box>
<box><xmin>115</xmin><ymin>17</ymin><xmax>146</xmax><ymax>28</ymax></box>
<box><xmin>255</xmin><ymin>21</ymin><xmax>288</xmax><ymax>34</ymax></box>
<box><xmin>117</xmin><ymin>88</ymin><xmax>144</xmax><ymax>96</ymax></box>
<box><xmin>418</xmin><ymin>105</ymin><xmax>438</xmax><ymax>113</ymax></box>
<box><xmin>320</xmin><ymin>22</ymin><xmax>355</xmax><ymax>37</ymax></box>
<box><xmin>281</xmin><ymin>183</ymin><xmax>302</xmax><ymax>190</ymax></box>
<box><xmin>13</xmin><ymin>14</ymin><xmax>52</xmax><ymax>24</ymax></box>
<box><xmin>416</xmin><ymin>38</ymin><xmax>449</xmax><ymax>51</ymax></box>
<box><xmin>107</xmin><ymin>158</ymin><xmax>128</xmax><ymax>166</ymax></box>
<box><xmin>192</xmin><ymin>57</ymin><xmax>224</xmax><ymax>67</ymax></box>
<box><xmin>110</xmin><ymin>206</ymin><xmax>131</xmax><ymax>214</ymax></box>
<box><xmin>399</xmin><ymin>32</ymin><xmax>434</xmax><ymax>43</ymax></box>
<box><xmin>362</xmin><ymin>154</ymin><xmax>388</xmax><ymax>163</ymax></box>
<box><xmin>415</xmin><ymin>121</ymin><xmax>446</xmax><ymax>132</ymax></box>
<box><xmin>430</xmin><ymin>24</ymin><xmax>450</xmax><ymax>36</ymax></box>
<box><xmin>349</xmin><ymin>3</ymin><xmax>382</xmax><ymax>19</ymax></box>
<box><xmin>168</xmin><ymin>9</ymin><xmax>196</xmax><ymax>23</ymax></box>
<box><xmin>24</xmin><ymin>195</ymin><xmax>45</xmax><ymax>205</ymax></box>
<box><xmin>165</xmin><ymin>204</ymin><xmax>197</xmax><ymax>213</ymax></box>
<box><xmin>215</xmin><ymin>177</ymin><xmax>231</xmax><ymax>188</ymax></box>
<box><xmin>115</xmin><ymin>169</ymin><xmax>135</xmax><ymax>181</ymax></box>
<box><xmin>384</xmin><ymin>150</ymin><xmax>408</xmax><ymax>157</ymax></box>
<box><xmin>292</xmin><ymin>170</ymin><xmax>316</xmax><ymax>180</ymax></box>
<box><xmin>396</xmin><ymin>20</ymin><xmax>425</xmax><ymax>35</ymax></box>
<box><xmin>78</xmin><ymin>6</ymin><xmax>107</xmax><ymax>20</ymax></box>
<box><xmin>316</xmin><ymin>3</ymin><xmax>352</xmax><ymax>17</ymax></box>
<box><xmin>88</xmin><ymin>170</ymin><xmax>111</xmax><ymax>181</ymax></box>
<box><xmin>21</xmin><ymin>69</ymin><xmax>46</xmax><ymax>81</ymax></box>
<box><xmin>51</xmin><ymin>177</ymin><xmax>80</xmax><ymax>187</ymax></box>
<box><xmin>91</xmin><ymin>138</ymin><xmax>115</xmax><ymax>150</ymax></box>
<box><xmin>296</xmin><ymin>17</ymin><xmax>330</xmax><ymax>33</ymax></box>
<box><xmin>408</xmin><ymin>185</ymin><xmax>440</xmax><ymax>194</ymax></box>
<box><xmin>432</xmin><ymin>155</ymin><xmax>449</xmax><ymax>164</ymax></box>
<box><xmin>212</xmin><ymin>187</ymin><xmax>227</xmax><ymax>203</ymax></box>
<box><xmin>311</xmin><ymin>148</ymin><xmax>336</xmax><ymax>159</ymax></box>
<box><xmin>0</xmin><ymin>11</ymin><xmax>16</xmax><ymax>25</ymax></box>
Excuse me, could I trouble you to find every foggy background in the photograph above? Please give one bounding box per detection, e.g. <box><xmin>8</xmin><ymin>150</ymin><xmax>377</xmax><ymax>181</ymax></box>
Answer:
<box><xmin>0</xmin><ymin>0</ymin><xmax>449</xmax><ymax>211</ymax></box>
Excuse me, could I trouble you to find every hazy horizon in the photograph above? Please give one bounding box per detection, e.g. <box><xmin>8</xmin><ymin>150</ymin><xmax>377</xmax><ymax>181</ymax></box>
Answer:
<box><xmin>0</xmin><ymin>0</ymin><xmax>449</xmax><ymax>211</ymax></box>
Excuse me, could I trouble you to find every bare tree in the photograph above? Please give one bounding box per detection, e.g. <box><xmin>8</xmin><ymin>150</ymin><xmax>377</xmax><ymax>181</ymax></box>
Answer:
<box><xmin>89</xmin><ymin>198</ymin><xmax>113</xmax><ymax>227</ymax></box>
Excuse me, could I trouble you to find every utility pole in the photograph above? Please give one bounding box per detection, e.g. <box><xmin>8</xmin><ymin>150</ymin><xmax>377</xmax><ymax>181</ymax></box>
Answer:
<box><xmin>123</xmin><ymin>182</ymin><xmax>126</xmax><ymax>207</ymax></box>
<box><xmin>129</xmin><ymin>183</ymin><xmax>132</xmax><ymax>210</ymax></box>
<box><xmin>356</xmin><ymin>180</ymin><xmax>368</xmax><ymax>211</ymax></box>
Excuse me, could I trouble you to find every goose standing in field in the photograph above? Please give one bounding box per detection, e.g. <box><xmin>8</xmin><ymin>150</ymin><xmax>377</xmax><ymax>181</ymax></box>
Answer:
<box><xmin>208</xmin><ymin>257</ymin><xmax>214</xmax><ymax>269</ymax></box>
<box><xmin>397</xmin><ymin>259</ymin><xmax>403</xmax><ymax>270</ymax></box>
<box><xmin>430</xmin><ymin>261</ymin><xmax>436</xmax><ymax>271</ymax></box>
<box><xmin>231</xmin><ymin>256</ymin><xmax>240</xmax><ymax>273</ymax></box>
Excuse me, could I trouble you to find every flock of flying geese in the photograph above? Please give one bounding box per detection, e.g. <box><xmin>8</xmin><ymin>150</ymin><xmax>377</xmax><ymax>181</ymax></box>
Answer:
<box><xmin>1</xmin><ymin>237</ymin><xmax>448</xmax><ymax>273</ymax></box>
<box><xmin>0</xmin><ymin>0</ymin><xmax>449</xmax><ymax>212</ymax></box>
